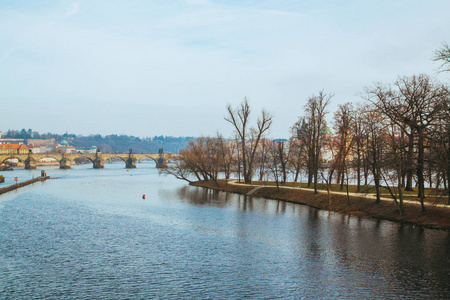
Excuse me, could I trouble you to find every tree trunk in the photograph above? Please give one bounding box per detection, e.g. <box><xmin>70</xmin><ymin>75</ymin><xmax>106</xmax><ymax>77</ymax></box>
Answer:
<box><xmin>294</xmin><ymin>169</ymin><xmax>299</xmax><ymax>182</ymax></box>
<box><xmin>346</xmin><ymin>169</ymin><xmax>350</xmax><ymax>205</ymax></box>
<box><xmin>372</xmin><ymin>146</ymin><xmax>381</xmax><ymax>204</ymax></box>
<box><xmin>307</xmin><ymin>149</ymin><xmax>313</xmax><ymax>187</ymax></box>
<box><xmin>363</xmin><ymin>139</ymin><xmax>369</xmax><ymax>186</ymax></box>
<box><xmin>336</xmin><ymin>169</ymin><xmax>341</xmax><ymax>185</ymax></box>
<box><xmin>447</xmin><ymin>147</ymin><xmax>450</xmax><ymax>205</ymax></box>
<box><xmin>356</xmin><ymin>143</ymin><xmax>361</xmax><ymax>193</ymax></box>
<box><xmin>313</xmin><ymin>145</ymin><xmax>319</xmax><ymax>194</ymax></box>
<box><xmin>374</xmin><ymin>173</ymin><xmax>381</xmax><ymax>204</ymax></box>
<box><xmin>397</xmin><ymin>169</ymin><xmax>404</xmax><ymax>216</ymax></box>
<box><xmin>417</xmin><ymin>128</ymin><xmax>425</xmax><ymax>211</ymax></box>
<box><xmin>405</xmin><ymin>133</ymin><xmax>414</xmax><ymax>191</ymax></box>
<box><xmin>374</xmin><ymin>175</ymin><xmax>381</xmax><ymax>204</ymax></box>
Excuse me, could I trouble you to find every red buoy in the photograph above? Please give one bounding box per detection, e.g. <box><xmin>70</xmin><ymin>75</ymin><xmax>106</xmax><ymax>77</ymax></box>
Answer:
<box><xmin>142</xmin><ymin>194</ymin><xmax>145</xmax><ymax>200</ymax></box>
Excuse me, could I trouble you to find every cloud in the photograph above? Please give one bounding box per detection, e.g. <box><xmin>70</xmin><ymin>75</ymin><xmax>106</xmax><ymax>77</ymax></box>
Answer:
<box><xmin>261</xmin><ymin>9</ymin><xmax>311</xmax><ymax>18</ymax></box>
<box><xmin>1</xmin><ymin>0</ymin><xmax>449</xmax><ymax>138</ymax></box>
<box><xmin>0</xmin><ymin>47</ymin><xmax>18</xmax><ymax>61</ymax></box>
<box><xmin>62</xmin><ymin>1</ymin><xmax>80</xmax><ymax>19</ymax></box>
<box><xmin>185</xmin><ymin>0</ymin><xmax>210</xmax><ymax>5</ymax></box>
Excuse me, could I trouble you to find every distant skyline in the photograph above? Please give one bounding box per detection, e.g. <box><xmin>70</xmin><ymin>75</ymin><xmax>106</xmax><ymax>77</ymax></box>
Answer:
<box><xmin>1</xmin><ymin>0</ymin><xmax>449</xmax><ymax>138</ymax></box>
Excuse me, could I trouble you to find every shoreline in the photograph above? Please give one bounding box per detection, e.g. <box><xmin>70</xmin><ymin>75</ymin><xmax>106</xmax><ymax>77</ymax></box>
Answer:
<box><xmin>0</xmin><ymin>176</ymin><xmax>51</xmax><ymax>195</ymax></box>
<box><xmin>190</xmin><ymin>180</ymin><xmax>450</xmax><ymax>231</ymax></box>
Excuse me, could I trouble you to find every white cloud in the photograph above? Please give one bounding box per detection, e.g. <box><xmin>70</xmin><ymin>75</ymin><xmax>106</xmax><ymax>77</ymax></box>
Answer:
<box><xmin>0</xmin><ymin>47</ymin><xmax>18</xmax><ymax>61</ymax></box>
<box><xmin>0</xmin><ymin>0</ymin><xmax>449</xmax><ymax>137</ymax></box>
<box><xmin>62</xmin><ymin>1</ymin><xmax>81</xmax><ymax>19</ymax></box>
<box><xmin>260</xmin><ymin>9</ymin><xmax>311</xmax><ymax>18</ymax></box>
<box><xmin>185</xmin><ymin>0</ymin><xmax>210</xmax><ymax>5</ymax></box>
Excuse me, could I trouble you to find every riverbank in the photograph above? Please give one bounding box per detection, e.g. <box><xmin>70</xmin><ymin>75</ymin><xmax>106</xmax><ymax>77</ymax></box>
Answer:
<box><xmin>0</xmin><ymin>176</ymin><xmax>51</xmax><ymax>195</ymax></box>
<box><xmin>191</xmin><ymin>180</ymin><xmax>450</xmax><ymax>231</ymax></box>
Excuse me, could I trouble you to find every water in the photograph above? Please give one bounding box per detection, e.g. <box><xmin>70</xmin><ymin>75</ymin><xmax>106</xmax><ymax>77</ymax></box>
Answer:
<box><xmin>0</xmin><ymin>162</ymin><xmax>449</xmax><ymax>299</ymax></box>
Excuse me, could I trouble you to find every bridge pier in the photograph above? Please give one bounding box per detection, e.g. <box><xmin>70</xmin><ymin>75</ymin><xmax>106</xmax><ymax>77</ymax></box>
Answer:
<box><xmin>25</xmin><ymin>157</ymin><xmax>37</xmax><ymax>170</ymax></box>
<box><xmin>93</xmin><ymin>158</ymin><xmax>105</xmax><ymax>169</ymax></box>
<box><xmin>156</xmin><ymin>148</ymin><xmax>165</xmax><ymax>168</ymax></box>
<box><xmin>156</xmin><ymin>158</ymin><xmax>166</xmax><ymax>168</ymax></box>
<box><xmin>126</xmin><ymin>158</ymin><xmax>137</xmax><ymax>169</ymax></box>
<box><xmin>60</xmin><ymin>158</ymin><xmax>71</xmax><ymax>169</ymax></box>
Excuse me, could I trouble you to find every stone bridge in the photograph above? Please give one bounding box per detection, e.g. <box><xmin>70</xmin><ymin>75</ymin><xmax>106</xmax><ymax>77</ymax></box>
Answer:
<box><xmin>0</xmin><ymin>150</ymin><xmax>177</xmax><ymax>170</ymax></box>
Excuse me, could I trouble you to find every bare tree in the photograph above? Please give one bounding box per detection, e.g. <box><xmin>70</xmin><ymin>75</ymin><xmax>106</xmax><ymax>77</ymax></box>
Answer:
<box><xmin>271</xmin><ymin>139</ymin><xmax>291</xmax><ymax>185</ymax></box>
<box><xmin>161</xmin><ymin>137</ymin><xmax>223</xmax><ymax>186</ymax></box>
<box><xmin>368</xmin><ymin>75</ymin><xmax>447</xmax><ymax>211</ymax></box>
<box><xmin>429</xmin><ymin>89</ymin><xmax>450</xmax><ymax>204</ymax></box>
<box><xmin>216</xmin><ymin>134</ymin><xmax>235</xmax><ymax>185</ymax></box>
<box><xmin>352</xmin><ymin>104</ymin><xmax>366</xmax><ymax>192</ymax></box>
<box><xmin>160</xmin><ymin>155</ymin><xmax>196</xmax><ymax>184</ymax></box>
<box><xmin>267</xmin><ymin>141</ymin><xmax>282</xmax><ymax>190</ymax></box>
<box><xmin>433</xmin><ymin>42</ymin><xmax>450</xmax><ymax>72</ymax></box>
<box><xmin>381</xmin><ymin>122</ymin><xmax>408</xmax><ymax>215</ymax></box>
<box><xmin>292</xmin><ymin>117</ymin><xmax>313</xmax><ymax>186</ymax></box>
<box><xmin>287</xmin><ymin>134</ymin><xmax>306</xmax><ymax>183</ymax></box>
<box><xmin>254</xmin><ymin>139</ymin><xmax>270</xmax><ymax>181</ymax></box>
<box><xmin>225</xmin><ymin>99</ymin><xmax>272</xmax><ymax>184</ymax></box>
<box><xmin>333</xmin><ymin>102</ymin><xmax>355</xmax><ymax>192</ymax></box>
<box><xmin>304</xmin><ymin>91</ymin><xmax>332</xmax><ymax>194</ymax></box>
<box><xmin>362</xmin><ymin>105</ymin><xmax>385</xmax><ymax>204</ymax></box>
<box><xmin>320</xmin><ymin>133</ymin><xmax>339</xmax><ymax>207</ymax></box>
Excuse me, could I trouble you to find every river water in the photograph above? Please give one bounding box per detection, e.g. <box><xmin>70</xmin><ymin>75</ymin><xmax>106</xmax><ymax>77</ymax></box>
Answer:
<box><xmin>0</xmin><ymin>162</ymin><xmax>449</xmax><ymax>299</ymax></box>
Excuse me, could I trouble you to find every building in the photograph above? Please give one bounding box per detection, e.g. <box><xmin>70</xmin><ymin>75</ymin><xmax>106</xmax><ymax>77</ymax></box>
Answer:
<box><xmin>75</xmin><ymin>146</ymin><xmax>98</xmax><ymax>154</ymax></box>
<box><xmin>26</xmin><ymin>138</ymin><xmax>55</xmax><ymax>146</ymax></box>
<box><xmin>0</xmin><ymin>144</ymin><xmax>30</xmax><ymax>154</ymax></box>
<box><xmin>0</xmin><ymin>138</ymin><xmax>25</xmax><ymax>145</ymax></box>
<box><xmin>28</xmin><ymin>146</ymin><xmax>42</xmax><ymax>154</ymax></box>
<box><xmin>39</xmin><ymin>145</ymin><xmax>57</xmax><ymax>153</ymax></box>
<box><xmin>55</xmin><ymin>139</ymin><xmax>77</xmax><ymax>154</ymax></box>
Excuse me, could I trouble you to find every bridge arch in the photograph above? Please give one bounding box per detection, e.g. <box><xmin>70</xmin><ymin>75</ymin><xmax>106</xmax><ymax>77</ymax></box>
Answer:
<box><xmin>35</xmin><ymin>155</ymin><xmax>62</xmax><ymax>163</ymax></box>
<box><xmin>137</xmin><ymin>156</ymin><xmax>159</xmax><ymax>165</ymax></box>
<box><xmin>72</xmin><ymin>156</ymin><xmax>95</xmax><ymax>165</ymax></box>
<box><xmin>0</xmin><ymin>156</ymin><xmax>25</xmax><ymax>164</ymax></box>
<box><xmin>105</xmin><ymin>156</ymin><xmax>127</xmax><ymax>163</ymax></box>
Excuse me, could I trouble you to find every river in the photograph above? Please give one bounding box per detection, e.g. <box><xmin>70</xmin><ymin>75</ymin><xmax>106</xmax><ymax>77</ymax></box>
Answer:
<box><xmin>0</xmin><ymin>162</ymin><xmax>449</xmax><ymax>299</ymax></box>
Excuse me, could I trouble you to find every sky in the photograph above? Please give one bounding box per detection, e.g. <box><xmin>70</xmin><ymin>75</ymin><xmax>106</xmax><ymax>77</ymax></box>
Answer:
<box><xmin>1</xmin><ymin>0</ymin><xmax>449</xmax><ymax>138</ymax></box>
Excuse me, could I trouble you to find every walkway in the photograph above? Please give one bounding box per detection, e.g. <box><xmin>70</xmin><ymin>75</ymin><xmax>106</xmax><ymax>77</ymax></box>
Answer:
<box><xmin>230</xmin><ymin>180</ymin><xmax>450</xmax><ymax>210</ymax></box>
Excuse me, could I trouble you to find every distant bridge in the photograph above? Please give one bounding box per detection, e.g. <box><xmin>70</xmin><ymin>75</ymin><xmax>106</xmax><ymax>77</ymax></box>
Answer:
<box><xmin>0</xmin><ymin>150</ymin><xmax>177</xmax><ymax>169</ymax></box>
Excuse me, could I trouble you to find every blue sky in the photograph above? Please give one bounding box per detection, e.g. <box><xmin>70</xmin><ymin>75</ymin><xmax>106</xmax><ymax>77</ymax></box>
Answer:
<box><xmin>1</xmin><ymin>0</ymin><xmax>449</xmax><ymax>138</ymax></box>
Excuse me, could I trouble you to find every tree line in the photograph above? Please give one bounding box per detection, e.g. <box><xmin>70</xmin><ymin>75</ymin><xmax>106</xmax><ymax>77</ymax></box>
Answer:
<box><xmin>162</xmin><ymin>44</ymin><xmax>450</xmax><ymax>214</ymax></box>
<box><xmin>3</xmin><ymin>130</ymin><xmax>194</xmax><ymax>154</ymax></box>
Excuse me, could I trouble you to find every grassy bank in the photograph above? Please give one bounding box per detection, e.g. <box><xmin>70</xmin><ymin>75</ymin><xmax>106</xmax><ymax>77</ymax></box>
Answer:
<box><xmin>190</xmin><ymin>180</ymin><xmax>450</xmax><ymax>231</ymax></box>
<box><xmin>249</xmin><ymin>180</ymin><xmax>449</xmax><ymax>205</ymax></box>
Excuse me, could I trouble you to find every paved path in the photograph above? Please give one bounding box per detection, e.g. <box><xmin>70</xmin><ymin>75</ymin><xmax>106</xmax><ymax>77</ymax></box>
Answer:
<box><xmin>229</xmin><ymin>180</ymin><xmax>450</xmax><ymax>210</ymax></box>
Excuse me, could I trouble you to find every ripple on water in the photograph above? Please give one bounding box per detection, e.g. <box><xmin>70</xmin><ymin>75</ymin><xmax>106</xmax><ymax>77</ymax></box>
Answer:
<box><xmin>0</xmin><ymin>166</ymin><xmax>449</xmax><ymax>299</ymax></box>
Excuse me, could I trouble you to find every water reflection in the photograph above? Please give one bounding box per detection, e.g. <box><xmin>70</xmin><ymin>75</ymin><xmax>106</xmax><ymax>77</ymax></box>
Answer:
<box><xmin>175</xmin><ymin>186</ymin><xmax>230</xmax><ymax>208</ymax></box>
<box><xmin>0</xmin><ymin>168</ymin><xmax>449</xmax><ymax>299</ymax></box>
<box><xmin>172</xmin><ymin>185</ymin><xmax>450</xmax><ymax>298</ymax></box>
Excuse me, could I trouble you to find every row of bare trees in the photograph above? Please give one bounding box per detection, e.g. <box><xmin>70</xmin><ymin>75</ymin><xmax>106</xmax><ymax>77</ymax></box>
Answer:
<box><xmin>365</xmin><ymin>75</ymin><xmax>449</xmax><ymax>211</ymax></box>
<box><xmin>162</xmin><ymin>44</ymin><xmax>450</xmax><ymax>213</ymax></box>
<box><xmin>161</xmin><ymin>99</ymin><xmax>272</xmax><ymax>187</ymax></box>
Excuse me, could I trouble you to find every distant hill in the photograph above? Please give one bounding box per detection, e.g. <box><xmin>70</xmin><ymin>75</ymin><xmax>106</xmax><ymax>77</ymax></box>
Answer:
<box><xmin>3</xmin><ymin>129</ymin><xmax>195</xmax><ymax>153</ymax></box>
<box><xmin>70</xmin><ymin>135</ymin><xmax>195</xmax><ymax>154</ymax></box>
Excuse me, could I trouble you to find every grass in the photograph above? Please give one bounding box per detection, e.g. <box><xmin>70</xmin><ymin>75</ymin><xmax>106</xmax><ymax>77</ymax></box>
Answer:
<box><xmin>247</xmin><ymin>180</ymin><xmax>449</xmax><ymax>205</ymax></box>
